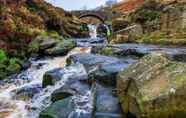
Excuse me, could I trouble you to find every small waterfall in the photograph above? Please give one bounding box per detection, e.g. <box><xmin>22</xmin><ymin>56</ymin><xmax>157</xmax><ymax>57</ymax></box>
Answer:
<box><xmin>0</xmin><ymin>47</ymin><xmax>91</xmax><ymax>118</ymax></box>
<box><xmin>88</xmin><ymin>24</ymin><xmax>98</xmax><ymax>39</ymax></box>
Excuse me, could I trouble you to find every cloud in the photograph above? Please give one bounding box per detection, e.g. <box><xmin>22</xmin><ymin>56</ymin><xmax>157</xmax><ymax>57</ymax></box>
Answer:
<box><xmin>45</xmin><ymin>0</ymin><xmax>122</xmax><ymax>10</ymax></box>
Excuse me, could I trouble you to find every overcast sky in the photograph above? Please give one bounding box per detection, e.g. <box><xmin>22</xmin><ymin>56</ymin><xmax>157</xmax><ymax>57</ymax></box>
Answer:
<box><xmin>46</xmin><ymin>0</ymin><xmax>122</xmax><ymax>11</ymax></box>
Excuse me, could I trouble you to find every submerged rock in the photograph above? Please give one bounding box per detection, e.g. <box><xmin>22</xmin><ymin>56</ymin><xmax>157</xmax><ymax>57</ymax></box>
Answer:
<box><xmin>44</xmin><ymin>39</ymin><xmax>76</xmax><ymax>56</ymax></box>
<box><xmin>117</xmin><ymin>52</ymin><xmax>186</xmax><ymax>118</ymax></box>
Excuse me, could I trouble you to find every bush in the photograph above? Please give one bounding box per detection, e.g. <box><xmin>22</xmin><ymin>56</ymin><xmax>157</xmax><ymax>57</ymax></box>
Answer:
<box><xmin>131</xmin><ymin>0</ymin><xmax>162</xmax><ymax>32</ymax></box>
<box><xmin>28</xmin><ymin>40</ymin><xmax>40</xmax><ymax>54</ymax></box>
<box><xmin>0</xmin><ymin>49</ymin><xmax>7</xmax><ymax>63</ymax></box>
<box><xmin>0</xmin><ymin>50</ymin><xmax>21</xmax><ymax>79</ymax></box>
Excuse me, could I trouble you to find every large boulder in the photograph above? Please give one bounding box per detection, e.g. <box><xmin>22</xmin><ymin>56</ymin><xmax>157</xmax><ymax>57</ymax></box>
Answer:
<box><xmin>117</xmin><ymin>52</ymin><xmax>186</xmax><ymax>118</ymax></box>
<box><xmin>44</xmin><ymin>39</ymin><xmax>76</xmax><ymax>56</ymax></box>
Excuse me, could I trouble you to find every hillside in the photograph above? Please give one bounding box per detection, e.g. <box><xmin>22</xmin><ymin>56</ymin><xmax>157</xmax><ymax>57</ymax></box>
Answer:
<box><xmin>0</xmin><ymin>0</ymin><xmax>89</xmax><ymax>79</ymax></box>
<box><xmin>113</xmin><ymin>0</ymin><xmax>144</xmax><ymax>13</ymax></box>
<box><xmin>110</xmin><ymin>0</ymin><xmax>186</xmax><ymax>45</ymax></box>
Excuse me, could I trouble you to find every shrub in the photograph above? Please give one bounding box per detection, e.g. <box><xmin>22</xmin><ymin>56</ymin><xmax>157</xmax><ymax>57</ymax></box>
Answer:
<box><xmin>0</xmin><ymin>49</ymin><xmax>7</xmax><ymax>62</ymax></box>
<box><xmin>28</xmin><ymin>40</ymin><xmax>40</xmax><ymax>54</ymax></box>
<box><xmin>131</xmin><ymin>0</ymin><xmax>162</xmax><ymax>32</ymax></box>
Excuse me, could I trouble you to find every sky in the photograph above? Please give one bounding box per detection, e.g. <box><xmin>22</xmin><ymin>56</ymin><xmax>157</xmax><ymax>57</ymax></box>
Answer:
<box><xmin>46</xmin><ymin>0</ymin><xmax>122</xmax><ymax>11</ymax></box>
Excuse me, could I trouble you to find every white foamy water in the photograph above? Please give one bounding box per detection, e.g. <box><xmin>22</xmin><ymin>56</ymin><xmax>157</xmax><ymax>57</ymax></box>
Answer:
<box><xmin>0</xmin><ymin>47</ymin><xmax>91</xmax><ymax>118</ymax></box>
<box><xmin>88</xmin><ymin>24</ymin><xmax>98</xmax><ymax>39</ymax></box>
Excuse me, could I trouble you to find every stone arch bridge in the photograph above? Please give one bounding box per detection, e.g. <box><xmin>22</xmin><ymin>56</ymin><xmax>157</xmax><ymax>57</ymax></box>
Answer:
<box><xmin>71</xmin><ymin>10</ymin><xmax>111</xmax><ymax>23</ymax></box>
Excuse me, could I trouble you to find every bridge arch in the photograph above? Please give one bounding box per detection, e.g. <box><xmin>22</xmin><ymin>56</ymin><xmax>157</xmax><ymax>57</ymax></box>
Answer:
<box><xmin>79</xmin><ymin>13</ymin><xmax>105</xmax><ymax>23</ymax></box>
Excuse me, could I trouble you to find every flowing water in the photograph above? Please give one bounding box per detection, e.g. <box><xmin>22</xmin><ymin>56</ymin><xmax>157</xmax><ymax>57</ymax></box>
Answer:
<box><xmin>0</xmin><ymin>47</ymin><xmax>91</xmax><ymax>118</ymax></box>
<box><xmin>0</xmin><ymin>24</ymin><xmax>100</xmax><ymax>118</ymax></box>
<box><xmin>88</xmin><ymin>24</ymin><xmax>98</xmax><ymax>39</ymax></box>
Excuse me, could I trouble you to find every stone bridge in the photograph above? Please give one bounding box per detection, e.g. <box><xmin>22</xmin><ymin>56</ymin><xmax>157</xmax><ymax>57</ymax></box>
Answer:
<box><xmin>72</xmin><ymin>10</ymin><xmax>112</xmax><ymax>23</ymax></box>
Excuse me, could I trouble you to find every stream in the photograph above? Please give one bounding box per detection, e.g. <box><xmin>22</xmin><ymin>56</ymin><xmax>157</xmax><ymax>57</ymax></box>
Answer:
<box><xmin>1</xmin><ymin>25</ymin><xmax>186</xmax><ymax>118</ymax></box>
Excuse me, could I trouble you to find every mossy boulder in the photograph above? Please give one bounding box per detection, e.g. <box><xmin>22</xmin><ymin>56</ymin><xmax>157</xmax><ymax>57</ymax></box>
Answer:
<box><xmin>117</xmin><ymin>52</ymin><xmax>186</xmax><ymax>118</ymax></box>
<box><xmin>44</xmin><ymin>39</ymin><xmax>76</xmax><ymax>56</ymax></box>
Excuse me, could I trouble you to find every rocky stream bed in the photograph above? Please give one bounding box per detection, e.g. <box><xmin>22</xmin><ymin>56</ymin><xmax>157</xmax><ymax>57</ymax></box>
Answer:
<box><xmin>1</xmin><ymin>25</ymin><xmax>186</xmax><ymax>118</ymax></box>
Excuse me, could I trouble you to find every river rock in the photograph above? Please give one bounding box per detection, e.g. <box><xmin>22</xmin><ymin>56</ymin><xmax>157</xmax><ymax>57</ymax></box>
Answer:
<box><xmin>42</xmin><ymin>68</ymin><xmax>64</xmax><ymax>88</ymax></box>
<box><xmin>39</xmin><ymin>97</ymin><xmax>75</xmax><ymax>118</ymax></box>
<box><xmin>67</xmin><ymin>53</ymin><xmax>135</xmax><ymax>86</ymax></box>
<box><xmin>44</xmin><ymin>39</ymin><xmax>76</xmax><ymax>56</ymax></box>
<box><xmin>117</xmin><ymin>52</ymin><xmax>186</xmax><ymax>118</ymax></box>
<box><xmin>51</xmin><ymin>81</ymin><xmax>90</xmax><ymax>102</ymax></box>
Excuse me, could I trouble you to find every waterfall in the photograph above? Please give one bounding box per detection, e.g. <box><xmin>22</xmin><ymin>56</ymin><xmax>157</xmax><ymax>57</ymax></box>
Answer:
<box><xmin>88</xmin><ymin>24</ymin><xmax>98</xmax><ymax>39</ymax></box>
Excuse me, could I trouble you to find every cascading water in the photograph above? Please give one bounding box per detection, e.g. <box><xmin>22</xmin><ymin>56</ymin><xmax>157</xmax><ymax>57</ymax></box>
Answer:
<box><xmin>88</xmin><ymin>24</ymin><xmax>98</xmax><ymax>39</ymax></box>
<box><xmin>0</xmin><ymin>47</ymin><xmax>91</xmax><ymax>118</ymax></box>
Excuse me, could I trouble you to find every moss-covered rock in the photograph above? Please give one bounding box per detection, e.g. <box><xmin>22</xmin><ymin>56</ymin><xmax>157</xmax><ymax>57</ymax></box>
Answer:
<box><xmin>44</xmin><ymin>39</ymin><xmax>76</xmax><ymax>56</ymax></box>
<box><xmin>117</xmin><ymin>52</ymin><xmax>186</xmax><ymax>118</ymax></box>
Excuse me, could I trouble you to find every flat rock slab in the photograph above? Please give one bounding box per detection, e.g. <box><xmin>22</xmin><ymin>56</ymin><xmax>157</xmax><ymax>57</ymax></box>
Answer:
<box><xmin>92</xmin><ymin>44</ymin><xmax>186</xmax><ymax>62</ymax></box>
